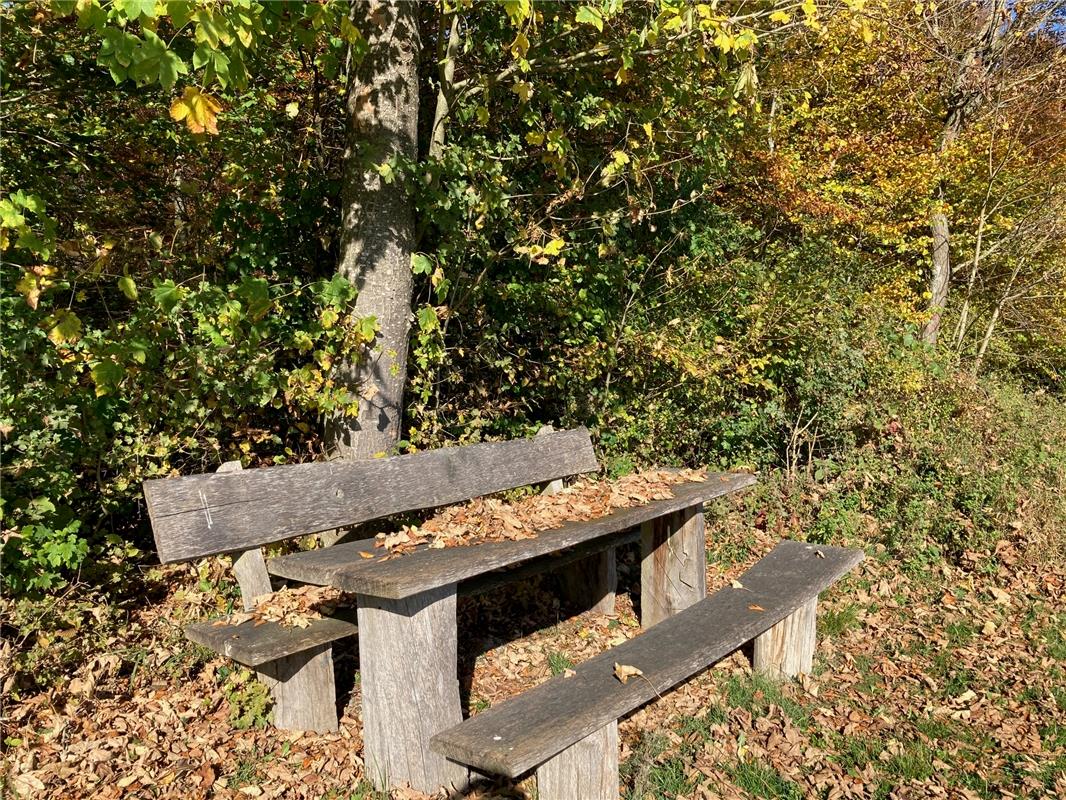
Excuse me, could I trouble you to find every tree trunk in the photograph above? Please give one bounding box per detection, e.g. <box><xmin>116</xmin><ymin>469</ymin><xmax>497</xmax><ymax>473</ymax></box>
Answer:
<box><xmin>328</xmin><ymin>0</ymin><xmax>421</xmax><ymax>460</ymax></box>
<box><xmin>919</xmin><ymin>0</ymin><xmax>1008</xmax><ymax>346</ymax></box>
<box><xmin>923</xmin><ymin>186</ymin><xmax>953</xmax><ymax>345</ymax></box>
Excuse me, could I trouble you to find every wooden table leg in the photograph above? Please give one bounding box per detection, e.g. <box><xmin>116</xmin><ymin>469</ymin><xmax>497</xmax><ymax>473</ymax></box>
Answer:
<box><xmin>558</xmin><ymin>546</ymin><xmax>617</xmax><ymax>615</ymax></box>
<box><xmin>356</xmin><ymin>584</ymin><xmax>469</xmax><ymax>793</ymax></box>
<box><xmin>640</xmin><ymin>504</ymin><xmax>706</xmax><ymax>628</ymax></box>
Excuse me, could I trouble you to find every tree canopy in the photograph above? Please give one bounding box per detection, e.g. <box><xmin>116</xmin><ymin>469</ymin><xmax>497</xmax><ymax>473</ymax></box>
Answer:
<box><xmin>2</xmin><ymin>0</ymin><xmax>1064</xmax><ymax>595</ymax></box>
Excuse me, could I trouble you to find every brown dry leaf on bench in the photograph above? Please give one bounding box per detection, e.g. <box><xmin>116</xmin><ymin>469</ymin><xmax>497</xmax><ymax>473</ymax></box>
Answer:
<box><xmin>214</xmin><ymin>585</ymin><xmax>349</xmax><ymax>629</ymax></box>
<box><xmin>614</xmin><ymin>663</ymin><xmax>644</xmax><ymax>684</ymax></box>
<box><xmin>375</xmin><ymin>467</ymin><xmax>708</xmax><ymax>556</ymax></box>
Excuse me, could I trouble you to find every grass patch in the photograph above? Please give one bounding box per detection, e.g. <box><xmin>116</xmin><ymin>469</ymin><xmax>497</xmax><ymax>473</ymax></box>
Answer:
<box><xmin>726</xmin><ymin>759</ymin><xmax>803</xmax><ymax>799</ymax></box>
<box><xmin>819</xmin><ymin>603</ymin><xmax>861</xmax><ymax>637</ymax></box>
<box><xmin>831</xmin><ymin>733</ymin><xmax>884</xmax><ymax>772</ymax></box>
<box><xmin>677</xmin><ymin>703</ymin><xmax>729</xmax><ymax>740</ymax></box>
<box><xmin>722</xmin><ymin>673</ymin><xmax>810</xmax><ymax>729</ymax></box>
<box><xmin>883</xmin><ymin>739</ymin><xmax>935</xmax><ymax>784</ymax></box>
<box><xmin>229</xmin><ymin>747</ymin><xmax>265</xmax><ymax>787</ymax></box>
<box><xmin>546</xmin><ymin>651</ymin><xmax>573</xmax><ymax>676</ymax></box>
<box><xmin>642</xmin><ymin>757</ymin><xmax>694</xmax><ymax>797</ymax></box>
<box><xmin>1042</xmin><ymin>613</ymin><xmax>1066</xmax><ymax>661</ymax></box>
<box><xmin>946</xmin><ymin>620</ymin><xmax>976</xmax><ymax>647</ymax></box>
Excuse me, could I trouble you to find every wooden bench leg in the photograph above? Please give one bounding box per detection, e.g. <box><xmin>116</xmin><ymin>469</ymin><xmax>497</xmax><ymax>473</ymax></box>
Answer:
<box><xmin>558</xmin><ymin>546</ymin><xmax>616</xmax><ymax>614</ymax></box>
<box><xmin>536</xmin><ymin>721</ymin><xmax>618</xmax><ymax>800</ymax></box>
<box><xmin>640</xmin><ymin>505</ymin><xmax>706</xmax><ymax>628</ymax></box>
<box><xmin>753</xmin><ymin>597</ymin><xmax>817</xmax><ymax>680</ymax></box>
<box><xmin>357</xmin><ymin>585</ymin><xmax>469</xmax><ymax>794</ymax></box>
<box><xmin>259</xmin><ymin>644</ymin><xmax>339</xmax><ymax>732</ymax></box>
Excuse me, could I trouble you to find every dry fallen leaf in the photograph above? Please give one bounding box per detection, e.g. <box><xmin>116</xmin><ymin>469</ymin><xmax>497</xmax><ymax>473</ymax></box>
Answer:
<box><xmin>981</xmin><ymin>620</ymin><xmax>997</xmax><ymax>636</ymax></box>
<box><xmin>748</xmin><ymin>604</ymin><xmax>765</xmax><ymax>612</ymax></box>
<box><xmin>358</xmin><ymin>551</ymin><xmax>375</xmax><ymax>559</ymax></box>
<box><xmin>562</xmin><ymin>668</ymin><xmax>576</xmax><ymax>678</ymax></box>
<box><xmin>614</xmin><ymin>663</ymin><xmax>643</xmax><ymax>684</ymax></box>
<box><xmin>731</xmin><ymin>580</ymin><xmax>744</xmax><ymax>589</ymax></box>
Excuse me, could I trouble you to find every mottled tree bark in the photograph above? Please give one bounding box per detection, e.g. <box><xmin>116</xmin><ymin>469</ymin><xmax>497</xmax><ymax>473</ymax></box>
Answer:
<box><xmin>328</xmin><ymin>0</ymin><xmax>421</xmax><ymax>460</ymax></box>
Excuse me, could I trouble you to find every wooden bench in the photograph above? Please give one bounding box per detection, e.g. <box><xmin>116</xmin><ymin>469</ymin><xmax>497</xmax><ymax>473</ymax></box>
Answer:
<box><xmin>430</xmin><ymin>541</ymin><xmax>864</xmax><ymax>799</ymax></box>
<box><xmin>143</xmin><ymin>427</ymin><xmax>755</xmax><ymax>793</ymax></box>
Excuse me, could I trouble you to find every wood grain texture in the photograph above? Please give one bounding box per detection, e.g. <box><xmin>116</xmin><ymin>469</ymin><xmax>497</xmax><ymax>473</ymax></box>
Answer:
<box><xmin>430</xmin><ymin>541</ymin><xmax>863</xmax><ymax>777</ymax></box>
<box><xmin>215</xmin><ymin>462</ymin><xmax>274</xmax><ymax>611</ymax></box>
<box><xmin>557</xmin><ymin>548</ymin><xmax>616</xmax><ymax>615</ymax></box>
<box><xmin>184</xmin><ymin>615</ymin><xmax>357</xmax><ymax>667</ymax></box>
<box><xmin>259</xmin><ymin>644</ymin><xmax>339</xmax><ymax>732</ymax></box>
<box><xmin>535</xmin><ymin>722</ymin><xmax>619</xmax><ymax>800</ymax></box>
<box><xmin>640</xmin><ymin>505</ymin><xmax>706</xmax><ymax>628</ymax></box>
<box><xmin>358</xmin><ymin>585</ymin><xmax>469</xmax><ymax>794</ymax></box>
<box><xmin>232</xmin><ymin>549</ymin><xmax>273</xmax><ymax>611</ymax></box>
<box><xmin>753</xmin><ymin>597</ymin><xmax>817</xmax><ymax>680</ymax></box>
<box><xmin>146</xmin><ymin>427</ymin><xmax>599</xmax><ymax>563</ymax></box>
<box><xmin>267</xmin><ymin>475</ymin><xmax>756</xmax><ymax>599</ymax></box>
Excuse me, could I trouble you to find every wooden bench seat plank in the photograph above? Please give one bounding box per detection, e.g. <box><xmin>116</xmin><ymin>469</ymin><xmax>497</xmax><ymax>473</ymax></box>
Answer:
<box><xmin>185</xmin><ymin>614</ymin><xmax>357</xmax><ymax>667</ymax></box>
<box><xmin>145</xmin><ymin>427</ymin><xmax>599</xmax><ymax>563</ymax></box>
<box><xmin>266</xmin><ymin>474</ymin><xmax>756</xmax><ymax>599</ymax></box>
<box><xmin>430</xmin><ymin>541</ymin><xmax>863</xmax><ymax>778</ymax></box>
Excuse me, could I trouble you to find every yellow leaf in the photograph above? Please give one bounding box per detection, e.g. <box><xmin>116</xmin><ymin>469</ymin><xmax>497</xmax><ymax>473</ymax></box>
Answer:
<box><xmin>170</xmin><ymin>86</ymin><xmax>223</xmax><ymax>135</ymax></box>
<box><xmin>511</xmin><ymin>80</ymin><xmax>533</xmax><ymax>103</ymax></box>
<box><xmin>770</xmin><ymin>11</ymin><xmax>792</xmax><ymax>23</ymax></box>
<box><xmin>47</xmin><ymin>310</ymin><xmax>82</xmax><ymax>345</ymax></box>
<box><xmin>510</xmin><ymin>31</ymin><xmax>530</xmax><ymax>59</ymax></box>
<box><xmin>542</xmin><ymin>238</ymin><xmax>566</xmax><ymax>256</ymax></box>
<box><xmin>16</xmin><ymin>266</ymin><xmax>56</xmax><ymax>309</ymax></box>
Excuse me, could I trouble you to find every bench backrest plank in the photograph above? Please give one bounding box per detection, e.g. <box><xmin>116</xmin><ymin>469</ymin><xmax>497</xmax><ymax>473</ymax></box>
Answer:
<box><xmin>145</xmin><ymin>427</ymin><xmax>598</xmax><ymax>563</ymax></box>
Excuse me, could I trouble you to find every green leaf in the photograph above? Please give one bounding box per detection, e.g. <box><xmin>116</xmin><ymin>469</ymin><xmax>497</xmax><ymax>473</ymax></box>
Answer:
<box><xmin>575</xmin><ymin>5</ymin><xmax>605</xmax><ymax>32</ymax></box>
<box><xmin>356</xmin><ymin>315</ymin><xmax>379</xmax><ymax>342</ymax></box>
<box><xmin>236</xmin><ymin>277</ymin><xmax>271</xmax><ymax>320</ymax></box>
<box><xmin>91</xmin><ymin>359</ymin><xmax>125</xmax><ymax>396</ymax></box>
<box><xmin>317</xmin><ymin>274</ymin><xmax>356</xmax><ymax>308</ymax></box>
<box><xmin>116</xmin><ymin>0</ymin><xmax>157</xmax><ymax>23</ymax></box>
<box><xmin>152</xmin><ymin>279</ymin><xmax>182</xmax><ymax>313</ymax></box>
<box><xmin>411</xmin><ymin>253</ymin><xmax>433</xmax><ymax>275</ymax></box>
<box><xmin>416</xmin><ymin>306</ymin><xmax>438</xmax><ymax>332</ymax></box>
<box><xmin>76</xmin><ymin>1</ymin><xmax>108</xmax><ymax>30</ymax></box>
<box><xmin>117</xmin><ymin>275</ymin><xmax>138</xmax><ymax>301</ymax></box>
<box><xmin>131</xmin><ymin>30</ymin><xmax>188</xmax><ymax>90</ymax></box>
<box><xmin>167</xmin><ymin>0</ymin><xmax>196</xmax><ymax>30</ymax></box>
<box><xmin>50</xmin><ymin>0</ymin><xmax>78</xmax><ymax>17</ymax></box>
<box><xmin>158</xmin><ymin>50</ymin><xmax>188</xmax><ymax>91</ymax></box>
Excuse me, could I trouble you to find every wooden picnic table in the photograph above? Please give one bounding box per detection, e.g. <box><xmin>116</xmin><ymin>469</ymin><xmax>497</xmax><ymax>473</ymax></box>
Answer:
<box><xmin>144</xmin><ymin>427</ymin><xmax>756</xmax><ymax>793</ymax></box>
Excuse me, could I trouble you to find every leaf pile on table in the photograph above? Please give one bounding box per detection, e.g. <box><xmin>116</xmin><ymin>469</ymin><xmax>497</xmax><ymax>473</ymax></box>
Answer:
<box><xmin>210</xmin><ymin>469</ymin><xmax>709</xmax><ymax>629</ymax></box>
<box><xmin>375</xmin><ymin>467</ymin><xmax>708</xmax><ymax>555</ymax></box>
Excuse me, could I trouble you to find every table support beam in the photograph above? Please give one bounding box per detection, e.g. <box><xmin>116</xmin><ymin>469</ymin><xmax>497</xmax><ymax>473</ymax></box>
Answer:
<box><xmin>557</xmin><ymin>546</ymin><xmax>616</xmax><ymax>615</ymax></box>
<box><xmin>639</xmin><ymin>504</ymin><xmax>706</xmax><ymax>628</ymax></box>
<box><xmin>357</xmin><ymin>584</ymin><xmax>469</xmax><ymax>793</ymax></box>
